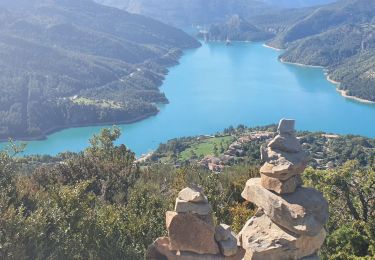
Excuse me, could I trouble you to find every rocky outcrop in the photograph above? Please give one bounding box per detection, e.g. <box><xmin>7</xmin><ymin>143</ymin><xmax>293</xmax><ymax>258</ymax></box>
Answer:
<box><xmin>147</xmin><ymin>119</ymin><xmax>329</xmax><ymax>260</ymax></box>
<box><xmin>238</xmin><ymin>119</ymin><xmax>329</xmax><ymax>260</ymax></box>
<box><xmin>147</xmin><ymin>187</ymin><xmax>245</xmax><ymax>259</ymax></box>
<box><xmin>239</xmin><ymin>211</ymin><xmax>326</xmax><ymax>260</ymax></box>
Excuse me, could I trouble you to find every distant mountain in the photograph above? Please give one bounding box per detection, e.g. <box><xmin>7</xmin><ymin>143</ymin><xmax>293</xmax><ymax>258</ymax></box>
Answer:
<box><xmin>95</xmin><ymin>0</ymin><xmax>337</xmax><ymax>27</ymax></box>
<box><xmin>263</xmin><ymin>0</ymin><xmax>337</xmax><ymax>8</ymax></box>
<box><xmin>202</xmin><ymin>15</ymin><xmax>273</xmax><ymax>42</ymax></box>
<box><xmin>0</xmin><ymin>0</ymin><xmax>199</xmax><ymax>140</ymax></box>
<box><xmin>95</xmin><ymin>0</ymin><xmax>275</xmax><ymax>27</ymax></box>
<box><xmin>251</xmin><ymin>0</ymin><xmax>375</xmax><ymax>102</ymax></box>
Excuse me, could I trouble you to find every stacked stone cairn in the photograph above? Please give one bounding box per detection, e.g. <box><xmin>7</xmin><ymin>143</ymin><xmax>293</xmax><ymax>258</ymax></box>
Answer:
<box><xmin>238</xmin><ymin>119</ymin><xmax>329</xmax><ymax>260</ymax></box>
<box><xmin>147</xmin><ymin>186</ymin><xmax>245</xmax><ymax>259</ymax></box>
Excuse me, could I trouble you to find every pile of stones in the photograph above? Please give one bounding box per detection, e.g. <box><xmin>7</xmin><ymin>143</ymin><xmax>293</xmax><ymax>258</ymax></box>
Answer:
<box><xmin>238</xmin><ymin>119</ymin><xmax>329</xmax><ymax>259</ymax></box>
<box><xmin>147</xmin><ymin>187</ymin><xmax>245</xmax><ymax>259</ymax></box>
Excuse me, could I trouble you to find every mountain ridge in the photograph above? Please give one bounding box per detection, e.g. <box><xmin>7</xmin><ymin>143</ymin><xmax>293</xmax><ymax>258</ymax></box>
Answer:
<box><xmin>0</xmin><ymin>0</ymin><xmax>200</xmax><ymax>140</ymax></box>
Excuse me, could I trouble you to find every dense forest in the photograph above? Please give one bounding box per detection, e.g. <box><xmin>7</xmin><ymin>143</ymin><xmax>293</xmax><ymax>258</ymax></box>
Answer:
<box><xmin>0</xmin><ymin>0</ymin><xmax>199</xmax><ymax>140</ymax></box>
<box><xmin>0</xmin><ymin>126</ymin><xmax>374</xmax><ymax>259</ymax></box>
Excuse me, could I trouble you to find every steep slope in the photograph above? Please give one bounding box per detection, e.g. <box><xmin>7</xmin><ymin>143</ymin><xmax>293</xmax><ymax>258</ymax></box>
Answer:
<box><xmin>263</xmin><ymin>0</ymin><xmax>337</xmax><ymax>8</ymax></box>
<box><xmin>0</xmin><ymin>0</ymin><xmax>200</xmax><ymax>139</ymax></box>
<box><xmin>249</xmin><ymin>0</ymin><xmax>375</xmax><ymax>102</ymax></box>
<box><xmin>268</xmin><ymin>0</ymin><xmax>375</xmax><ymax>48</ymax></box>
<box><xmin>203</xmin><ymin>15</ymin><xmax>274</xmax><ymax>42</ymax></box>
<box><xmin>95</xmin><ymin>0</ymin><xmax>275</xmax><ymax>27</ymax></box>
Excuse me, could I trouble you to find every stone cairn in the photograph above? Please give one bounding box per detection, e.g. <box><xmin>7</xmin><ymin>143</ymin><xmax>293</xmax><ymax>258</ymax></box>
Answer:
<box><xmin>238</xmin><ymin>119</ymin><xmax>329</xmax><ymax>260</ymax></box>
<box><xmin>147</xmin><ymin>186</ymin><xmax>245</xmax><ymax>259</ymax></box>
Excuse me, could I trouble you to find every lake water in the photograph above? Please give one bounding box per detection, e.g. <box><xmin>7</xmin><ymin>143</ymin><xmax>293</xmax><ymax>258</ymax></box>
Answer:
<box><xmin>1</xmin><ymin>42</ymin><xmax>375</xmax><ymax>156</ymax></box>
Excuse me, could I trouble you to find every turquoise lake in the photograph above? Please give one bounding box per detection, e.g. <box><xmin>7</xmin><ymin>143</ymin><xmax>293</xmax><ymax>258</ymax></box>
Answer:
<box><xmin>1</xmin><ymin>42</ymin><xmax>375</xmax><ymax>156</ymax></box>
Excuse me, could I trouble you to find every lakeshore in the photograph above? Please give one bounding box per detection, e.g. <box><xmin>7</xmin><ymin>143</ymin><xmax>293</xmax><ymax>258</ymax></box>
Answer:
<box><xmin>279</xmin><ymin>57</ymin><xmax>325</xmax><ymax>69</ymax></box>
<box><xmin>262</xmin><ymin>43</ymin><xmax>282</xmax><ymax>51</ymax></box>
<box><xmin>1</xmin><ymin>42</ymin><xmax>375</xmax><ymax>156</ymax></box>
<box><xmin>326</xmin><ymin>75</ymin><xmax>375</xmax><ymax>104</ymax></box>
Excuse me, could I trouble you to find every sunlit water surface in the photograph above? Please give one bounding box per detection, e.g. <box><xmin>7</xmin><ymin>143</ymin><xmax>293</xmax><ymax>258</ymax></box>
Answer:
<box><xmin>1</xmin><ymin>42</ymin><xmax>375</xmax><ymax>156</ymax></box>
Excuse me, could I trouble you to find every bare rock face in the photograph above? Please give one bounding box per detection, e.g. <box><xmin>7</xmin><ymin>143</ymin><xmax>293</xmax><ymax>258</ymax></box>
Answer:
<box><xmin>166</xmin><ymin>211</ymin><xmax>220</xmax><ymax>255</ymax></box>
<box><xmin>260</xmin><ymin>173</ymin><xmax>303</xmax><ymax>194</ymax></box>
<box><xmin>241</xmin><ymin>178</ymin><xmax>328</xmax><ymax>236</ymax></box>
<box><xmin>239</xmin><ymin>213</ymin><xmax>326</xmax><ymax>260</ymax></box>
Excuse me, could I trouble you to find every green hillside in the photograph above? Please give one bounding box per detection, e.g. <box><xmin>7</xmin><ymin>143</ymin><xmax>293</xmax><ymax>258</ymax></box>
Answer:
<box><xmin>0</xmin><ymin>0</ymin><xmax>199</xmax><ymax>140</ymax></box>
<box><xmin>0</xmin><ymin>126</ymin><xmax>373</xmax><ymax>259</ymax></box>
<box><xmin>250</xmin><ymin>0</ymin><xmax>375</xmax><ymax>102</ymax></box>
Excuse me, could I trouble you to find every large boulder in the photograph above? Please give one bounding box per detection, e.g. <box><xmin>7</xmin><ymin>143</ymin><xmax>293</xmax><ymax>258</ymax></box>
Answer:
<box><xmin>260</xmin><ymin>148</ymin><xmax>309</xmax><ymax>180</ymax></box>
<box><xmin>241</xmin><ymin>178</ymin><xmax>329</xmax><ymax>236</ymax></box>
<box><xmin>260</xmin><ymin>173</ymin><xmax>303</xmax><ymax>194</ymax></box>
<box><xmin>166</xmin><ymin>211</ymin><xmax>220</xmax><ymax>255</ymax></box>
<box><xmin>239</xmin><ymin>213</ymin><xmax>326</xmax><ymax>260</ymax></box>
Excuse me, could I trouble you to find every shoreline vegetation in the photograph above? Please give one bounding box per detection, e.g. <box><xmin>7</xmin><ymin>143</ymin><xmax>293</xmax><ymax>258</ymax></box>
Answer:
<box><xmin>278</xmin><ymin>56</ymin><xmax>375</xmax><ymax>104</ymax></box>
<box><xmin>262</xmin><ymin>43</ymin><xmax>282</xmax><ymax>51</ymax></box>
<box><xmin>1</xmin><ymin>41</ymin><xmax>375</xmax><ymax>145</ymax></box>
<box><xmin>0</xmin><ymin>111</ymin><xmax>158</xmax><ymax>143</ymax></box>
<box><xmin>326</xmin><ymin>76</ymin><xmax>375</xmax><ymax>104</ymax></box>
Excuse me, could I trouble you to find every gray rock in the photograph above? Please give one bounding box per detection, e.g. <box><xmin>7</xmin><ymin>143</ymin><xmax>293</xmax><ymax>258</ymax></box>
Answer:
<box><xmin>175</xmin><ymin>198</ymin><xmax>212</xmax><ymax>215</ymax></box>
<box><xmin>260</xmin><ymin>173</ymin><xmax>303</xmax><ymax>194</ymax></box>
<box><xmin>260</xmin><ymin>148</ymin><xmax>309</xmax><ymax>180</ymax></box>
<box><xmin>215</xmin><ymin>224</ymin><xmax>232</xmax><ymax>242</ymax></box>
<box><xmin>278</xmin><ymin>118</ymin><xmax>295</xmax><ymax>135</ymax></box>
<box><xmin>268</xmin><ymin>134</ymin><xmax>302</xmax><ymax>153</ymax></box>
<box><xmin>218</xmin><ymin>232</ymin><xmax>238</xmax><ymax>257</ymax></box>
<box><xmin>241</xmin><ymin>178</ymin><xmax>329</xmax><ymax>236</ymax></box>
<box><xmin>166</xmin><ymin>211</ymin><xmax>220</xmax><ymax>255</ymax></box>
<box><xmin>178</xmin><ymin>187</ymin><xmax>207</xmax><ymax>203</ymax></box>
<box><xmin>239</xmin><ymin>213</ymin><xmax>326</xmax><ymax>260</ymax></box>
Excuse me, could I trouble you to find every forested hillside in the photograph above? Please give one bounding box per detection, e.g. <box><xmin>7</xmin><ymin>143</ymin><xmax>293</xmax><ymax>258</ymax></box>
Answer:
<box><xmin>0</xmin><ymin>126</ymin><xmax>374</xmax><ymax>259</ymax></box>
<box><xmin>96</xmin><ymin>0</ymin><xmax>337</xmax><ymax>27</ymax></box>
<box><xmin>251</xmin><ymin>0</ymin><xmax>375</xmax><ymax>102</ymax></box>
<box><xmin>95</xmin><ymin>0</ymin><xmax>275</xmax><ymax>27</ymax></box>
<box><xmin>202</xmin><ymin>15</ymin><xmax>273</xmax><ymax>42</ymax></box>
<box><xmin>263</xmin><ymin>0</ymin><xmax>336</xmax><ymax>8</ymax></box>
<box><xmin>93</xmin><ymin>0</ymin><xmax>375</xmax><ymax>102</ymax></box>
<box><xmin>0</xmin><ymin>0</ymin><xmax>199</xmax><ymax>140</ymax></box>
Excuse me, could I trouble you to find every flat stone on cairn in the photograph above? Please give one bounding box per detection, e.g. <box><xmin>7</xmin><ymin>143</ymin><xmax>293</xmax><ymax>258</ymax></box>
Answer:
<box><xmin>241</xmin><ymin>178</ymin><xmax>328</xmax><ymax>236</ymax></box>
<box><xmin>260</xmin><ymin>118</ymin><xmax>309</xmax><ymax>193</ymax></box>
<box><xmin>239</xmin><ymin>211</ymin><xmax>326</xmax><ymax>260</ymax></box>
<box><xmin>239</xmin><ymin>119</ymin><xmax>329</xmax><ymax>260</ymax></box>
<box><xmin>147</xmin><ymin>187</ymin><xmax>245</xmax><ymax>259</ymax></box>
